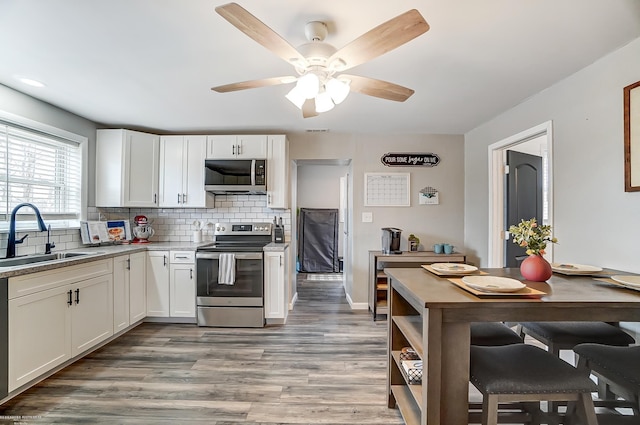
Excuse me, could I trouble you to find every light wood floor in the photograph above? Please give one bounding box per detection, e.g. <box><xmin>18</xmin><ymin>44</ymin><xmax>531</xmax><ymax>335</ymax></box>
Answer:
<box><xmin>0</xmin><ymin>274</ymin><xmax>404</xmax><ymax>424</ymax></box>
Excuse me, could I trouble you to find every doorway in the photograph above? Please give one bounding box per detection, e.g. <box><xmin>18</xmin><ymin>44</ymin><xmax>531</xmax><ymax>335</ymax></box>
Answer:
<box><xmin>488</xmin><ymin>121</ymin><xmax>553</xmax><ymax>268</ymax></box>
<box><xmin>290</xmin><ymin>159</ymin><xmax>353</xmax><ymax>296</ymax></box>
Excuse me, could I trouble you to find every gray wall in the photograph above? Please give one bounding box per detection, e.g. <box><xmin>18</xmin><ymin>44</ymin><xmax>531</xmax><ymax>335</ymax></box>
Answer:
<box><xmin>290</xmin><ymin>132</ymin><xmax>465</xmax><ymax>305</ymax></box>
<box><xmin>464</xmin><ymin>36</ymin><xmax>640</xmax><ymax>273</ymax></box>
<box><xmin>0</xmin><ymin>84</ymin><xmax>98</xmax><ymax>206</ymax></box>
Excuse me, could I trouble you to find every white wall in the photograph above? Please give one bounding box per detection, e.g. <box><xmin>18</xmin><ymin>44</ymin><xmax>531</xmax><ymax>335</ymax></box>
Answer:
<box><xmin>465</xmin><ymin>37</ymin><xmax>640</xmax><ymax>273</ymax></box>
<box><xmin>290</xmin><ymin>132</ymin><xmax>465</xmax><ymax>306</ymax></box>
<box><xmin>297</xmin><ymin>164</ymin><xmax>347</xmax><ymax>209</ymax></box>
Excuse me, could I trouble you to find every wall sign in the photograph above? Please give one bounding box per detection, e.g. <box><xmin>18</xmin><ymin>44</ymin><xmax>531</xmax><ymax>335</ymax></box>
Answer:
<box><xmin>381</xmin><ymin>152</ymin><xmax>440</xmax><ymax>167</ymax></box>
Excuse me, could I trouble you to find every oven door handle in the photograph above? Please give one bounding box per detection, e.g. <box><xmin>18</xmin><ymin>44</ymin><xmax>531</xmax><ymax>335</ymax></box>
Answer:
<box><xmin>196</xmin><ymin>252</ymin><xmax>263</xmax><ymax>260</ymax></box>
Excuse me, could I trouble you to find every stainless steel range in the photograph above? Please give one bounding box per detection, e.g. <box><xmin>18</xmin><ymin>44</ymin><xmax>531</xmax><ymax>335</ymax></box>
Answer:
<box><xmin>196</xmin><ymin>222</ymin><xmax>272</xmax><ymax>327</ymax></box>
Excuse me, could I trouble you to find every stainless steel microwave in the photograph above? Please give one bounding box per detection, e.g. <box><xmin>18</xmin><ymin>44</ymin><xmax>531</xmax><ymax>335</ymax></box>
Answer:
<box><xmin>204</xmin><ymin>159</ymin><xmax>266</xmax><ymax>194</ymax></box>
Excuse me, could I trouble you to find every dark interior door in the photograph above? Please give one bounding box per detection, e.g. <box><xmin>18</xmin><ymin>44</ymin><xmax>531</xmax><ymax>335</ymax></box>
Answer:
<box><xmin>505</xmin><ymin>150</ymin><xmax>543</xmax><ymax>267</ymax></box>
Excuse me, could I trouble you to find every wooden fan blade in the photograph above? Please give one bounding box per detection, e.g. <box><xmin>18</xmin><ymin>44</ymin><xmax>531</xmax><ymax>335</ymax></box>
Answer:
<box><xmin>216</xmin><ymin>3</ymin><xmax>307</xmax><ymax>68</ymax></box>
<box><xmin>328</xmin><ymin>9</ymin><xmax>429</xmax><ymax>72</ymax></box>
<box><xmin>341</xmin><ymin>74</ymin><xmax>414</xmax><ymax>102</ymax></box>
<box><xmin>212</xmin><ymin>76</ymin><xmax>296</xmax><ymax>93</ymax></box>
<box><xmin>302</xmin><ymin>98</ymin><xmax>318</xmax><ymax>118</ymax></box>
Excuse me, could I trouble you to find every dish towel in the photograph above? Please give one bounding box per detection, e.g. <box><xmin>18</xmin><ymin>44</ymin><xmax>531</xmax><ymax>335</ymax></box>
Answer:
<box><xmin>218</xmin><ymin>253</ymin><xmax>236</xmax><ymax>285</ymax></box>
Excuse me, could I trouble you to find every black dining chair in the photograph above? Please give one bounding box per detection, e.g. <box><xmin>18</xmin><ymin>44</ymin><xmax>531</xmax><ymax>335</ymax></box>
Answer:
<box><xmin>574</xmin><ymin>343</ymin><xmax>640</xmax><ymax>417</ymax></box>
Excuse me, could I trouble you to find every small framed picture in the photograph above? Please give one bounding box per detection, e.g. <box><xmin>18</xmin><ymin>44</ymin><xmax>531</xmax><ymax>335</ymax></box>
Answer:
<box><xmin>624</xmin><ymin>80</ymin><xmax>640</xmax><ymax>192</ymax></box>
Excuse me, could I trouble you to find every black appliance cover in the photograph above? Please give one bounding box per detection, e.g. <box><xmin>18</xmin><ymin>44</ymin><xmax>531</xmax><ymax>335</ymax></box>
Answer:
<box><xmin>298</xmin><ymin>208</ymin><xmax>339</xmax><ymax>273</ymax></box>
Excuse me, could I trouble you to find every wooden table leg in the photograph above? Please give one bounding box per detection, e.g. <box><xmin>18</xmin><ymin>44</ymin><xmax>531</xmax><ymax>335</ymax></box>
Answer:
<box><xmin>424</xmin><ymin>313</ymin><xmax>470</xmax><ymax>425</ymax></box>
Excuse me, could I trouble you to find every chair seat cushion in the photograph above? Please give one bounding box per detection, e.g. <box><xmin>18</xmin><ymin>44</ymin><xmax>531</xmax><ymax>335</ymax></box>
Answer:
<box><xmin>470</xmin><ymin>322</ymin><xmax>523</xmax><ymax>346</ymax></box>
<box><xmin>519</xmin><ymin>321</ymin><xmax>635</xmax><ymax>347</ymax></box>
<box><xmin>574</xmin><ymin>343</ymin><xmax>640</xmax><ymax>389</ymax></box>
<box><xmin>470</xmin><ymin>344</ymin><xmax>597</xmax><ymax>395</ymax></box>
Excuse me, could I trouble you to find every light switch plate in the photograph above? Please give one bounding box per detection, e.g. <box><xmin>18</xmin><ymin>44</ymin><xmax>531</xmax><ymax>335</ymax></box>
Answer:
<box><xmin>362</xmin><ymin>212</ymin><xmax>373</xmax><ymax>222</ymax></box>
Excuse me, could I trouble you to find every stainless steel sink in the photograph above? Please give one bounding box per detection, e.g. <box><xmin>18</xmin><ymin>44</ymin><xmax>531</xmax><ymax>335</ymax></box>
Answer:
<box><xmin>0</xmin><ymin>251</ymin><xmax>101</xmax><ymax>268</ymax></box>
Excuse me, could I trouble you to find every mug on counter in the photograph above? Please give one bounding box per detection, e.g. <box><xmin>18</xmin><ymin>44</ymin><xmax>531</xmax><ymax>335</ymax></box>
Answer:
<box><xmin>433</xmin><ymin>243</ymin><xmax>444</xmax><ymax>254</ymax></box>
<box><xmin>443</xmin><ymin>244</ymin><xmax>454</xmax><ymax>254</ymax></box>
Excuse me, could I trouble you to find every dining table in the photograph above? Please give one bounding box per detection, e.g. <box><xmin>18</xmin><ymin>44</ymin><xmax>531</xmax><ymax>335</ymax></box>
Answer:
<box><xmin>384</xmin><ymin>266</ymin><xmax>640</xmax><ymax>425</ymax></box>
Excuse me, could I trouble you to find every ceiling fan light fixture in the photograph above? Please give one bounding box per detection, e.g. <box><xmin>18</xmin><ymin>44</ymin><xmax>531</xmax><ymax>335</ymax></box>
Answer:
<box><xmin>296</xmin><ymin>72</ymin><xmax>320</xmax><ymax>99</ymax></box>
<box><xmin>315</xmin><ymin>91</ymin><xmax>335</xmax><ymax>113</ymax></box>
<box><xmin>326</xmin><ymin>77</ymin><xmax>350</xmax><ymax>104</ymax></box>
<box><xmin>285</xmin><ymin>86</ymin><xmax>306</xmax><ymax>109</ymax></box>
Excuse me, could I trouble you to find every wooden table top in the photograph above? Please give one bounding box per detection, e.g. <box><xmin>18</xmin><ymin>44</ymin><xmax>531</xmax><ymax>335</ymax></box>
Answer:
<box><xmin>385</xmin><ymin>267</ymin><xmax>640</xmax><ymax>321</ymax></box>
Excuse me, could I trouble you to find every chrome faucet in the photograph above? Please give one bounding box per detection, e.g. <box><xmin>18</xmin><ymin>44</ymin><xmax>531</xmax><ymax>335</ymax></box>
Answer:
<box><xmin>6</xmin><ymin>203</ymin><xmax>47</xmax><ymax>258</ymax></box>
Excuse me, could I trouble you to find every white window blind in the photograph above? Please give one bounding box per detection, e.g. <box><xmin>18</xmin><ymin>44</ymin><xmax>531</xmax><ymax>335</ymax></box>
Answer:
<box><xmin>0</xmin><ymin>123</ymin><xmax>82</xmax><ymax>227</ymax></box>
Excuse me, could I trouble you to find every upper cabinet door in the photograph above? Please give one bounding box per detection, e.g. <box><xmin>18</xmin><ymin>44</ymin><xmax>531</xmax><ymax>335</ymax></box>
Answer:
<box><xmin>267</xmin><ymin>135</ymin><xmax>289</xmax><ymax>209</ymax></box>
<box><xmin>123</xmin><ymin>130</ymin><xmax>160</xmax><ymax>207</ymax></box>
<box><xmin>183</xmin><ymin>136</ymin><xmax>206</xmax><ymax>207</ymax></box>
<box><xmin>159</xmin><ymin>135</ymin><xmax>185</xmax><ymax>208</ymax></box>
<box><xmin>237</xmin><ymin>135</ymin><xmax>267</xmax><ymax>159</ymax></box>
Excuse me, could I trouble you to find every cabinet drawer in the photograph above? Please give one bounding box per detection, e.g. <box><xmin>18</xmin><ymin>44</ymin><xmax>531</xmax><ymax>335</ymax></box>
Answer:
<box><xmin>8</xmin><ymin>259</ymin><xmax>113</xmax><ymax>299</ymax></box>
<box><xmin>170</xmin><ymin>251</ymin><xmax>195</xmax><ymax>264</ymax></box>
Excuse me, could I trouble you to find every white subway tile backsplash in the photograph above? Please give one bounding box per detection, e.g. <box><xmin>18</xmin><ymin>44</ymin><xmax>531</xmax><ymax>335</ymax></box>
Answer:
<box><xmin>0</xmin><ymin>194</ymin><xmax>292</xmax><ymax>256</ymax></box>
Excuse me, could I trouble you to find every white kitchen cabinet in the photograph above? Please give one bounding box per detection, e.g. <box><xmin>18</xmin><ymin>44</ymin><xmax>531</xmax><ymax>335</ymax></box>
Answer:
<box><xmin>159</xmin><ymin>135</ymin><xmax>207</xmax><ymax>207</ymax></box>
<box><xmin>266</xmin><ymin>135</ymin><xmax>289</xmax><ymax>209</ymax></box>
<box><xmin>96</xmin><ymin>129</ymin><xmax>160</xmax><ymax>207</ymax></box>
<box><xmin>264</xmin><ymin>247</ymin><xmax>290</xmax><ymax>324</ymax></box>
<box><xmin>146</xmin><ymin>251</ymin><xmax>170</xmax><ymax>317</ymax></box>
<box><xmin>206</xmin><ymin>135</ymin><xmax>267</xmax><ymax>159</ymax></box>
<box><xmin>7</xmin><ymin>260</ymin><xmax>114</xmax><ymax>392</ymax></box>
<box><xmin>169</xmin><ymin>251</ymin><xmax>196</xmax><ymax>318</ymax></box>
<box><xmin>69</xmin><ymin>274</ymin><xmax>114</xmax><ymax>357</ymax></box>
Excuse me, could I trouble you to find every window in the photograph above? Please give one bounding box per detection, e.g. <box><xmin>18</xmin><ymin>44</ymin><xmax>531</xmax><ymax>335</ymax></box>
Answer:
<box><xmin>0</xmin><ymin>119</ymin><xmax>85</xmax><ymax>230</ymax></box>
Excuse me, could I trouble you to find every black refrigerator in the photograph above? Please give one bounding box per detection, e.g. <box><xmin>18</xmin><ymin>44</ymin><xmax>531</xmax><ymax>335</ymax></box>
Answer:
<box><xmin>298</xmin><ymin>208</ymin><xmax>339</xmax><ymax>273</ymax></box>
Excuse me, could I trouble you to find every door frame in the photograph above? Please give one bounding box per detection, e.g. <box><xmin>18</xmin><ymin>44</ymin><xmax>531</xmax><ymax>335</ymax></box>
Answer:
<box><xmin>487</xmin><ymin>121</ymin><xmax>554</xmax><ymax>267</ymax></box>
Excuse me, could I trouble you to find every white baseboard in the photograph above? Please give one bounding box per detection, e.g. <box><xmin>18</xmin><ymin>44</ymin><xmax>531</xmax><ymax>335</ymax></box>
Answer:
<box><xmin>288</xmin><ymin>292</ymin><xmax>298</xmax><ymax>310</ymax></box>
<box><xmin>346</xmin><ymin>292</ymin><xmax>368</xmax><ymax>310</ymax></box>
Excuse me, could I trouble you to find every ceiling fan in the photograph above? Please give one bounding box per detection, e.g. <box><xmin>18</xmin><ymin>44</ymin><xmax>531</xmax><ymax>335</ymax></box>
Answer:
<box><xmin>211</xmin><ymin>3</ymin><xmax>429</xmax><ymax>118</ymax></box>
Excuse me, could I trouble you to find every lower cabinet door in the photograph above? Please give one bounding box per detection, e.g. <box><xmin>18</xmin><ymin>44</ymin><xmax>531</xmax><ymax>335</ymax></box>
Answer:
<box><xmin>129</xmin><ymin>252</ymin><xmax>147</xmax><ymax>323</ymax></box>
<box><xmin>8</xmin><ymin>285</ymin><xmax>72</xmax><ymax>392</ymax></box>
<box><xmin>113</xmin><ymin>255</ymin><xmax>130</xmax><ymax>333</ymax></box>
<box><xmin>146</xmin><ymin>251</ymin><xmax>170</xmax><ymax>317</ymax></box>
<box><xmin>169</xmin><ymin>264</ymin><xmax>195</xmax><ymax>317</ymax></box>
<box><xmin>70</xmin><ymin>274</ymin><xmax>114</xmax><ymax>357</ymax></box>
<box><xmin>264</xmin><ymin>251</ymin><xmax>286</xmax><ymax>319</ymax></box>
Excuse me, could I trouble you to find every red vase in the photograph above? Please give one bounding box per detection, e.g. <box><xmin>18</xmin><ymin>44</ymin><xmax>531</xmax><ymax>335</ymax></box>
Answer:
<box><xmin>520</xmin><ymin>254</ymin><xmax>552</xmax><ymax>281</ymax></box>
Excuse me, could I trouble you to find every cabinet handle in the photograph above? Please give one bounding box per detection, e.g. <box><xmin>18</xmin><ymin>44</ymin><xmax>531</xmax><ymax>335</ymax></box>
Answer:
<box><xmin>268</xmin><ymin>194</ymin><xmax>271</xmax><ymax>203</ymax></box>
<box><xmin>190</xmin><ymin>268</ymin><xmax>193</xmax><ymax>279</ymax></box>
<box><xmin>237</xmin><ymin>144</ymin><xmax>241</xmax><ymax>155</ymax></box>
<box><xmin>163</xmin><ymin>255</ymin><xmax>167</xmax><ymax>266</ymax></box>
<box><xmin>177</xmin><ymin>193</ymin><xmax>181</xmax><ymax>204</ymax></box>
<box><xmin>154</xmin><ymin>193</ymin><xmax>157</xmax><ymax>204</ymax></box>
<box><xmin>183</xmin><ymin>193</ymin><xmax>187</xmax><ymax>203</ymax></box>
<box><xmin>67</xmin><ymin>289</ymin><xmax>73</xmax><ymax>306</ymax></box>
<box><xmin>232</xmin><ymin>145</ymin><xmax>236</xmax><ymax>155</ymax></box>
<box><xmin>126</xmin><ymin>258</ymin><xmax>131</xmax><ymax>270</ymax></box>
<box><xmin>175</xmin><ymin>255</ymin><xmax>189</xmax><ymax>259</ymax></box>
<box><xmin>279</xmin><ymin>256</ymin><xmax>282</xmax><ymax>267</ymax></box>
<box><xmin>75</xmin><ymin>288</ymin><xmax>80</xmax><ymax>305</ymax></box>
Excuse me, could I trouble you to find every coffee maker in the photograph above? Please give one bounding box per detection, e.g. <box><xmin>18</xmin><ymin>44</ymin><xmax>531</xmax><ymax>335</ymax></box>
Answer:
<box><xmin>381</xmin><ymin>227</ymin><xmax>402</xmax><ymax>254</ymax></box>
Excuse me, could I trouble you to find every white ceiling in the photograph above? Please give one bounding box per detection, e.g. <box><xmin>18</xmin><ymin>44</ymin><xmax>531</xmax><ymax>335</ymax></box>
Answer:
<box><xmin>1</xmin><ymin>0</ymin><xmax>639</xmax><ymax>135</ymax></box>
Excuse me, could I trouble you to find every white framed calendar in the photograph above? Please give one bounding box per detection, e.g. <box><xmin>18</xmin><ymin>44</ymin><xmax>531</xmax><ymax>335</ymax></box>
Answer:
<box><xmin>364</xmin><ymin>173</ymin><xmax>410</xmax><ymax>206</ymax></box>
